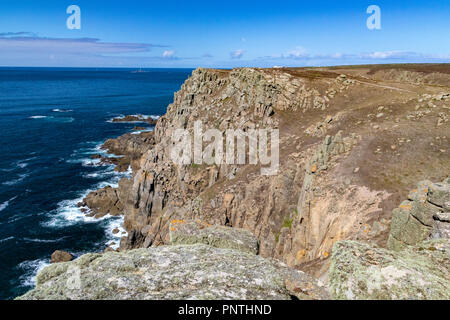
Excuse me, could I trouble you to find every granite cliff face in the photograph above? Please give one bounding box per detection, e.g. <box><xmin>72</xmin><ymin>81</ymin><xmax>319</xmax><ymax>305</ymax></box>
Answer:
<box><xmin>113</xmin><ymin>65</ymin><xmax>449</xmax><ymax>276</ymax></box>
<box><xmin>25</xmin><ymin>64</ymin><xmax>449</xmax><ymax>300</ymax></box>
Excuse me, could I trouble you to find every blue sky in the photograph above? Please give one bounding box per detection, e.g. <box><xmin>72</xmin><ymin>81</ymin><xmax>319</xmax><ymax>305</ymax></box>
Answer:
<box><xmin>0</xmin><ymin>0</ymin><xmax>449</xmax><ymax>67</ymax></box>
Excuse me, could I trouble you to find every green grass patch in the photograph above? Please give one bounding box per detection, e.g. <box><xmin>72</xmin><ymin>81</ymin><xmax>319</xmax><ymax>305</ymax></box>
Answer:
<box><xmin>282</xmin><ymin>216</ymin><xmax>293</xmax><ymax>229</ymax></box>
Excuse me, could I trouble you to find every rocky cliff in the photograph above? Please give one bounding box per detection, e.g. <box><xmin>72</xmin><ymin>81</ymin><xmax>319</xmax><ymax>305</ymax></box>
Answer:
<box><xmin>113</xmin><ymin>65</ymin><xmax>449</xmax><ymax>276</ymax></box>
<box><xmin>25</xmin><ymin>64</ymin><xmax>450</xmax><ymax>300</ymax></box>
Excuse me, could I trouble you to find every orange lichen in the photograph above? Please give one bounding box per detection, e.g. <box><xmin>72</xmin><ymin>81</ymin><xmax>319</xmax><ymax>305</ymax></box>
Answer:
<box><xmin>311</xmin><ymin>164</ymin><xmax>317</xmax><ymax>173</ymax></box>
<box><xmin>170</xmin><ymin>219</ymin><xmax>186</xmax><ymax>231</ymax></box>
<box><xmin>295</xmin><ymin>249</ymin><xmax>307</xmax><ymax>262</ymax></box>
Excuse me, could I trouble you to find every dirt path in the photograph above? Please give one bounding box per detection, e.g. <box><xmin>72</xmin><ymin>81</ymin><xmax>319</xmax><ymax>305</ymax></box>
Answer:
<box><xmin>354</xmin><ymin>79</ymin><xmax>416</xmax><ymax>93</ymax></box>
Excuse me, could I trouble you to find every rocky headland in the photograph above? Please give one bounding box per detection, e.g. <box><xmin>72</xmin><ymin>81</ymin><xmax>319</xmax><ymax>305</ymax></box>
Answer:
<box><xmin>21</xmin><ymin>64</ymin><xmax>450</xmax><ymax>299</ymax></box>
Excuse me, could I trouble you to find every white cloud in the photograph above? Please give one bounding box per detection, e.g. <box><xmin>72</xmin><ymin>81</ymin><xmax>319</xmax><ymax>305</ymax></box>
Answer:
<box><xmin>230</xmin><ymin>49</ymin><xmax>245</xmax><ymax>59</ymax></box>
<box><xmin>0</xmin><ymin>33</ymin><xmax>163</xmax><ymax>55</ymax></box>
<box><xmin>261</xmin><ymin>46</ymin><xmax>450</xmax><ymax>64</ymax></box>
<box><xmin>359</xmin><ymin>51</ymin><xmax>413</xmax><ymax>59</ymax></box>
<box><xmin>285</xmin><ymin>46</ymin><xmax>308</xmax><ymax>58</ymax></box>
<box><xmin>162</xmin><ymin>50</ymin><xmax>175</xmax><ymax>58</ymax></box>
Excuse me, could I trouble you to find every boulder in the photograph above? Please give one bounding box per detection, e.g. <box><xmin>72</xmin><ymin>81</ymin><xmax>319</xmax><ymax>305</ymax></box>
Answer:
<box><xmin>329</xmin><ymin>239</ymin><xmax>450</xmax><ymax>300</ymax></box>
<box><xmin>387</xmin><ymin>203</ymin><xmax>432</xmax><ymax>250</ymax></box>
<box><xmin>17</xmin><ymin>225</ymin><xmax>328</xmax><ymax>300</ymax></box>
<box><xmin>50</xmin><ymin>250</ymin><xmax>74</xmax><ymax>264</ymax></box>
<box><xmin>169</xmin><ymin>220</ymin><xmax>259</xmax><ymax>255</ymax></box>
<box><xmin>431</xmin><ymin>220</ymin><xmax>450</xmax><ymax>239</ymax></box>
<box><xmin>387</xmin><ymin>178</ymin><xmax>449</xmax><ymax>250</ymax></box>
<box><xmin>427</xmin><ymin>182</ymin><xmax>450</xmax><ymax>208</ymax></box>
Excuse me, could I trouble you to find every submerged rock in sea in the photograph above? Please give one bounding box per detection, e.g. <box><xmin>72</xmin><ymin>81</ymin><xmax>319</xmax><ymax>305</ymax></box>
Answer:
<box><xmin>17</xmin><ymin>224</ymin><xmax>328</xmax><ymax>300</ymax></box>
<box><xmin>328</xmin><ymin>239</ymin><xmax>450</xmax><ymax>300</ymax></box>
<box><xmin>111</xmin><ymin>115</ymin><xmax>157</xmax><ymax>125</ymax></box>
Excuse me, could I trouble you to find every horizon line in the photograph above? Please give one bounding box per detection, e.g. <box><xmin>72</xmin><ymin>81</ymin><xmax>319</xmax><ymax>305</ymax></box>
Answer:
<box><xmin>1</xmin><ymin>62</ymin><xmax>449</xmax><ymax>70</ymax></box>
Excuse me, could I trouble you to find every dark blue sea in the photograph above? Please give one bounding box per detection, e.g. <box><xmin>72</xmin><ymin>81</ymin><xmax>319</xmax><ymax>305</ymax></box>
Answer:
<box><xmin>0</xmin><ymin>67</ymin><xmax>192</xmax><ymax>300</ymax></box>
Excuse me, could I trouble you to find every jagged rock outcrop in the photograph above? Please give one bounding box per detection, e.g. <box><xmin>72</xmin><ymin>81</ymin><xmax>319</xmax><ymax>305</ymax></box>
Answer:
<box><xmin>328</xmin><ymin>177</ymin><xmax>450</xmax><ymax>300</ymax></box>
<box><xmin>80</xmin><ymin>186</ymin><xmax>124</xmax><ymax>218</ymax></box>
<box><xmin>387</xmin><ymin>177</ymin><xmax>450</xmax><ymax>250</ymax></box>
<box><xmin>50</xmin><ymin>251</ymin><xmax>74</xmax><ymax>264</ymax></box>
<box><xmin>329</xmin><ymin>239</ymin><xmax>450</xmax><ymax>300</ymax></box>
<box><xmin>102</xmin><ymin>131</ymin><xmax>155</xmax><ymax>172</ymax></box>
<box><xmin>17</xmin><ymin>223</ymin><xmax>329</xmax><ymax>300</ymax></box>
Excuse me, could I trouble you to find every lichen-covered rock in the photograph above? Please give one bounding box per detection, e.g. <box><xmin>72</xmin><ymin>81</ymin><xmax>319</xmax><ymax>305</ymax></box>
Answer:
<box><xmin>387</xmin><ymin>202</ymin><xmax>432</xmax><ymax>250</ymax></box>
<box><xmin>17</xmin><ymin>244</ymin><xmax>328</xmax><ymax>300</ymax></box>
<box><xmin>432</xmin><ymin>220</ymin><xmax>450</xmax><ymax>239</ymax></box>
<box><xmin>329</xmin><ymin>239</ymin><xmax>450</xmax><ymax>300</ymax></box>
<box><xmin>428</xmin><ymin>182</ymin><xmax>450</xmax><ymax>208</ymax></box>
<box><xmin>169</xmin><ymin>220</ymin><xmax>259</xmax><ymax>254</ymax></box>
<box><xmin>387</xmin><ymin>178</ymin><xmax>450</xmax><ymax>250</ymax></box>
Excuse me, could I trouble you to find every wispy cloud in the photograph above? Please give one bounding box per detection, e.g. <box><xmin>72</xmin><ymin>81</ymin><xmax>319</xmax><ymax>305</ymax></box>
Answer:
<box><xmin>259</xmin><ymin>47</ymin><xmax>450</xmax><ymax>65</ymax></box>
<box><xmin>284</xmin><ymin>46</ymin><xmax>308</xmax><ymax>59</ymax></box>
<box><xmin>0</xmin><ymin>31</ymin><xmax>37</xmax><ymax>37</ymax></box>
<box><xmin>230</xmin><ymin>49</ymin><xmax>245</xmax><ymax>59</ymax></box>
<box><xmin>162</xmin><ymin>50</ymin><xmax>176</xmax><ymax>59</ymax></box>
<box><xmin>0</xmin><ymin>32</ymin><xmax>175</xmax><ymax>67</ymax></box>
<box><xmin>0</xmin><ymin>33</ymin><xmax>165</xmax><ymax>55</ymax></box>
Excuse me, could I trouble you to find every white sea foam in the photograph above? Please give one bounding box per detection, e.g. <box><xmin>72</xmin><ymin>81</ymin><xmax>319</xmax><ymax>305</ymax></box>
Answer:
<box><xmin>0</xmin><ymin>196</ymin><xmax>17</xmax><ymax>212</ymax></box>
<box><xmin>131</xmin><ymin>128</ymin><xmax>154</xmax><ymax>135</ymax></box>
<box><xmin>83</xmin><ymin>168</ymin><xmax>114</xmax><ymax>179</ymax></box>
<box><xmin>104</xmin><ymin>217</ymin><xmax>128</xmax><ymax>250</ymax></box>
<box><xmin>52</xmin><ymin>108</ymin><xmax>73</xmax><ymax>113</ymax></box>
<box><xmin>67</xmin><ymin>142</ymin><xmax>109</xmax><ymax>167</ymax></box>
<box><xmin>17</xmin><ymin>162</ymin><xmax>28</xmax><ymax>169</ymax></box>
<box><xmin>29</xmin><ymin>115</ymin><xmax>48</xmax><ymax>119</ymax></box>
<box><xmin>29</xmin><ymin>115</ymin><xmax>74</xmax><ymax>123</ymax></box>
<box><xmin>17</xmin><ymin>259</ymin><xmax>49</xmax><ymax>288</ymax></box>
<box><xmin>44</xmin><ymin>166</ymin><xmax>131</xmax><ymax>228</ymax></box>
<box><xmin>2</xmin><ymin>174</ymin><xmax>29</xmax><ymax>186</ymax></box>
<box><xmin>46</xmin><ymin>139</ymin><xmax>133</xmax><ymax>251</ymax></box>
<box><xmin>21</xmin><ymin>237</ymin><xmax>66</xmax><ymax>243</ymax></box>
<box><xmin>0</xmin><ymin>236</ymin><xmax>14</xmax><ymax>243</ymax></box>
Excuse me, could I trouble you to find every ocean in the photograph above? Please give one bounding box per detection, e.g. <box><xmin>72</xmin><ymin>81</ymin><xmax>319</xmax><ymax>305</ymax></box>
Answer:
<box><xmin>0</xmin><ymin>67</ymin><xmax>192</xmax><ymax>300</ymax></box>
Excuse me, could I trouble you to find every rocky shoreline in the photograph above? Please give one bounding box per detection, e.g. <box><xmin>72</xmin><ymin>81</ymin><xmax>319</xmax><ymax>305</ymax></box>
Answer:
<box><xmin>75</xmin><ymin>125</ymin><xmax>156</xmax><ymax>250</ymax></box>
<box><xmin>28</xmin><ymin>64</ymin><xmax>450</xmax><ymax>299</ymax></box>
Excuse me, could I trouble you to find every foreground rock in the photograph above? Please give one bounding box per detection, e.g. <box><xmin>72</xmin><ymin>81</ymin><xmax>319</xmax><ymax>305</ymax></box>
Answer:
<box><xmin>50</xmin><ymin>251</ymin><xmax>74</xmax><ymax>264</ymax></box>
<box><xmin>329</xmin><ymin>239</ymin><xmax>450</xmax><ymax>300</ymax></box>
<box><xmin>17</xmin><ymin>224</ymin><xmax>328</xmax><ymax>300</ymax></box>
